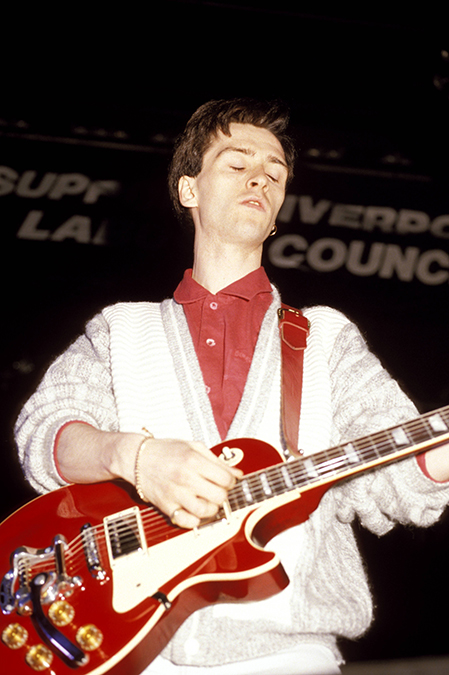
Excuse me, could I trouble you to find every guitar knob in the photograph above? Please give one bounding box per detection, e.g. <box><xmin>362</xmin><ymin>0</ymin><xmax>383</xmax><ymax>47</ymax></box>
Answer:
<box><xmin>25</xmin><ymin>643</ymin><xmax>53</xmax><ymax>671</ymax></box>
<box><xmin>48</xmin><ymin>600</ymin><xmax>75</xmax><ymax>626</ymax></box>
<box><xmin>1</xmin><ymin>622</ymin><xmax>28</xmax><ymax>649</ymax></box>
<box><xmin>76</xmin><ymin>624</ymin><xmax>103</xmax><ymax>651</ymax></box>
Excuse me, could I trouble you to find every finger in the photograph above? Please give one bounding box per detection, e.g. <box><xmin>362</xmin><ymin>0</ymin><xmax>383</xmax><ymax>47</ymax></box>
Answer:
<box><xmin>182</xmin><ymin>471</ymin><xmax>230</xmax><ymax>508</ymax></box>
<box><xmin>190</xmin><ymin>442</ymin><xmax>244</xmax><ymax>479</ymax></box>
<box><xmin>168</xmin><ymin>506</ymin><xmax>203</xmax><ymax>530</ymax></box>
<box><xmin>160</xmin><ymin>440</ymin><xmax>243</xmax><ymax>489</ymax></box>
<box><xmin>167</xmin><ymin>477</ymin><xmax>226</xmax><ymax>525</ymax></box>
<box><xmin>188</xmin><ymin>449</ymin><xmax>242</xmax><ymax>489</ymax></box>
<box><xmin>180</xmin><ymin>490</ymin><xmax>224</xmax><ymax>521</ymax></box>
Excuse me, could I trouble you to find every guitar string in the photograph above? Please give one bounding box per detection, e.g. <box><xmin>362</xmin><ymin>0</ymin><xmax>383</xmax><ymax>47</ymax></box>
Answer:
<box><xmin>56</xmin><ymin>431</ymin><xmax>427</xmax><ymax>573</ymax></box>
<box><xmin>26</xmin><ymin>409</ymin><xmax>449</xmax><ymax>576</ymax></box>
<box><xmin>72</xmin><ymin>414</ymin><xmax>449</xmax><ymax>553</ymax></box>
<box><xmin>69</xmin><ymin>414</ymin><xmax>449</xmax><ymax>556</ymax></box>
<box><xmin>228</xmin><ymin>413</ymin><xmax>449</xmax><ymax>507</ymax></box>
<box><xmin>24</xmin><ymin>508</ymin><xmax>174</xmax><ymax>578</ymax></box>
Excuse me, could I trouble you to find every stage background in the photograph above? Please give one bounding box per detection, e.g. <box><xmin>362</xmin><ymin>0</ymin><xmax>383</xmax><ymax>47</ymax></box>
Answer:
<box><xmin>1</xmin><ymin>3</ymin><xmax>449</xmax><ymax>668</ymax></box>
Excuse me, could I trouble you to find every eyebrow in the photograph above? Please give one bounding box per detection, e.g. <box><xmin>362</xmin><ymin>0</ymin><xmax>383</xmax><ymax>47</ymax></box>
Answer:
<box><xmin>216</xmin><ymin>146</ymin><xmax>288</xmax><ymax>171</ymax></box>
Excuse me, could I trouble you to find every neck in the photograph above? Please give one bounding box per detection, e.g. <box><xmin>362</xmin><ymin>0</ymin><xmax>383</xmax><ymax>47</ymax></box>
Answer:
<box><xmin>192</xmin><ymin>239</ymin><xmax>263</xmax><ymax>294</ymax></box>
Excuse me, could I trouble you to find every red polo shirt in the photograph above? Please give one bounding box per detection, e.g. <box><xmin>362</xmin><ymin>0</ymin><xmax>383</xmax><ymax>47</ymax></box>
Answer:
<box><xmin>174</xmin><ymin>268</ymin><xmax>273</xmax><ymax>439</ymax></box>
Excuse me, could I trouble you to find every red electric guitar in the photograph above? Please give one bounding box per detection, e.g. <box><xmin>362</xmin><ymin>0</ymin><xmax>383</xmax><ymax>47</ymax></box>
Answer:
<box><xmin>2</xmin><ymin>407</ymin><xmax>449</xmax><ymax>674</ymax></box>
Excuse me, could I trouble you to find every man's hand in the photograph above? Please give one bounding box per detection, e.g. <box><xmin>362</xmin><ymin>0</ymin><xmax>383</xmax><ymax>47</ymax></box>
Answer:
<box><xmin>135</xmin><ymin>438</ymin><xmax>242</xmax><ymax>529</ymax></box>
<box><xmin>422</xmin><ymin>443</ymin><xmax>449</xmax><ymax>482</ymax></box>
<box><xmin>56</xmin><ymin>423</ymin><xmax>242</xmax><ymax>529</ymax></box>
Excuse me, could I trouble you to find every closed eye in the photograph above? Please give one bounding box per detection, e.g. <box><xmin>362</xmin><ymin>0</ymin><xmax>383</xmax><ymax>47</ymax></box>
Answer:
<box><xmin>231</xmin><ymin>166</ymin><xmax>278</xmax><ymax>182</ymax></box>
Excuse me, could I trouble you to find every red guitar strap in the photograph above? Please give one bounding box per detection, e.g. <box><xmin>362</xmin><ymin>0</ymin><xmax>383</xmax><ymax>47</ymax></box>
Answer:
<box><xmin>278</xmin><ymin>304</ymin><xmax>310</xmax><ymax>456</ymax></box>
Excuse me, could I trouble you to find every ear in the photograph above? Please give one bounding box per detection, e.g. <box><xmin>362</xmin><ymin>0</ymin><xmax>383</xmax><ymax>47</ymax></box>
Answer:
<box><xmin>178</xmin><ymin>176</ymin><xmax>198</xmax><ymax>209</ymax></box>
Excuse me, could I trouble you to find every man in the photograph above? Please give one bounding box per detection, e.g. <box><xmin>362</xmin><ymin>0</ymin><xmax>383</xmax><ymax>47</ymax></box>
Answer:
<box><xmin>15</xmin><ymin>99</ymin><xmax>449</xmax><ymax>674</ymax></box>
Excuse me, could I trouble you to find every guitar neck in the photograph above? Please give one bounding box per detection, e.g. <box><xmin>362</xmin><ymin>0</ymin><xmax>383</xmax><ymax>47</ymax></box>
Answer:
<box><xmin>228</xmin><ymin>406</ymin><xmax>449</xmax><ymax>513</ymax></box>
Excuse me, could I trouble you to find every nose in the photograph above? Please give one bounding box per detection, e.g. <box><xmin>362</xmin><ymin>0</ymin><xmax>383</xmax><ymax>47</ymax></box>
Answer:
<box><xmin>246</xmin><ymin>167</ymin><xmax>269</xmax><ymax>190</ymax></box>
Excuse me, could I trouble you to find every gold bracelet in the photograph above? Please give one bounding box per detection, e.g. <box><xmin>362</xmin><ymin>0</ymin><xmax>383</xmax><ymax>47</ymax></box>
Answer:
<box><xmin>134</xmin><ymin>428</ymin><xmax>154</xmax><ymax>501</ymax></box>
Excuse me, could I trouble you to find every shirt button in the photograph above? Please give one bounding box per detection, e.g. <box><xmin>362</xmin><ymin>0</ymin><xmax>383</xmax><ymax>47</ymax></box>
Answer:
<box><xmin>206</xmin><ymin>338</ymin><xmax>216</xmax><ymax>347</ymax></box>
<box><xmin>210</xmin><ymin>301</ymin><xmax>218</xmax><ymax>310</ymax></box>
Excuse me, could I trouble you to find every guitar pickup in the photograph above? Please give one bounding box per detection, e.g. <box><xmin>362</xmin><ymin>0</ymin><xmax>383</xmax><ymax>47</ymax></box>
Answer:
<box><xmin>81</xmin><ymin>523</ymin><xmax>108</xmax><ymax>582</ymax></box>
<box><xmin>104</xmin><ymin>506</ymin><xmax>146</xmax><ymax>562</ymax></box>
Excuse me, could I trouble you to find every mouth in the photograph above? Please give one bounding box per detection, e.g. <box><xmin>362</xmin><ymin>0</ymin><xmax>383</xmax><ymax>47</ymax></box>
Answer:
<box><xmin>241</xmin><ymin>197</ymin><xmax>266</xmax><ymax>212</ymax></box>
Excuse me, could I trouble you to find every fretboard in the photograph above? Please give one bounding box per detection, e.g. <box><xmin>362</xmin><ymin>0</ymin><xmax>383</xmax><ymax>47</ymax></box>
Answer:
<box><xmin>227</xmin><ymin>405</ymin><xmax>449</xmax><ymax>513</ymax></box>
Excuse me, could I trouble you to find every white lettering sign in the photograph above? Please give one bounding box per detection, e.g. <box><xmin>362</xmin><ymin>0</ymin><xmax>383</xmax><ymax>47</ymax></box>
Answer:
<box><xmin>278</xmin><ymin>195</ymin><xmax>449</xmax><ymax>241</ymax></box>
<box><xmin>0</xmin><ymin>165</ymin><xmax>119</xmax><ymax>204</ymax></box>
<box><xmin>269</xmin><ymin>235</ymin><xmax>449</xmax><ymax>286</ymax></box>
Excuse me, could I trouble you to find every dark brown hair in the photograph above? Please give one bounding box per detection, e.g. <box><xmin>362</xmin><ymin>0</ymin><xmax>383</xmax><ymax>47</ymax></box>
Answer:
<box><xmin>168</xmin><ymin>98</ymin><xmax>296</xmax><ymax>221</ymax></box>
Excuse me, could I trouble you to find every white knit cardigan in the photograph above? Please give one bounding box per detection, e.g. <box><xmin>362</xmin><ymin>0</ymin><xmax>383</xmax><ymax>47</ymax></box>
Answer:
<box><xmin>15</xmin><ymin>291</ymin><xmax>449</xmax><ymax>667</ymax></box>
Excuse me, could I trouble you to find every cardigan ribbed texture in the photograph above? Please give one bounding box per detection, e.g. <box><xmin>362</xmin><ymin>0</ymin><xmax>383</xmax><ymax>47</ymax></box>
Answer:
<box><xmin>15</xmin><ymin>292</ymin><xmax>449</xmax><ymax>667</ymax></box>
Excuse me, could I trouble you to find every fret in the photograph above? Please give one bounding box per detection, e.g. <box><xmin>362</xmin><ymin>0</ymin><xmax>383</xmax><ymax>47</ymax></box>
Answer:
<box><xmin>224</xmin><ymin>404</ymin><xmax>449</xmax><ymax>518</ymax></box>
<box><xmin>228</xmin><ymin>481</ymin><xmax>251</xmax><ymax>511</ymax></box>
<box><xmin>390</xmin><ymin>426</ymin><xmax>409</xmax><ymax>447</ymax></box>
<box><xmin>381</xmin><ymin>432</ymin><xmax>397</xmax><ymax>458</ymax></box>
<box><xmin>260</xmin><ymin>473</ymin><xmax>272</xmax><ymax>497</ymax></box>
<box><xmin>407</xmin><ymin>419</ymin><xmax>433</xmax><ymax>445</ymax></box>
<box><xmin>440</xmin><ymin>408</ymin><xmax>449</xmax><ymax>428</ymax></box>
<box><xmin>269</xmin><ymin>466</ymin><xmax>296</xmax><ymax>496</ymax></box>
<box><xmin>289</xmin><ymin>462</ymin><xmax>309</xmax><ymax>489</ymax></box>
<box><xmin>355</xmin><ymin>436</ymin><xmax>381</xmax><ymax>462</ymax></box>
<box><xmin>427</xmin><ymin>412</ymin><xmax>448</xmax><ymax>434</ymax></box>
<box><xmin>314</xmin><ymin>451</ymin><xmax>347</xmax><ymax>478</ymax></box>
<box><xmin>241</xmin><ymin>479</ymin><xmax>254</xmax><ymax>504</ymax></box>
<box><xmin>281</xmin><ymin>464</ymin><xmax>294</xmax><ymax>489</ymax></box>
<box><xmin>295</xmin><ymin>450</ymin><xmax>349</xmax><ymax>487</ymax></box>
<box><xmin>303</xmin><ymin>458</ymin><xmax>319</xmax><ymax>479</ymax></box>
<box><xmin>343</xmin><ymin>442</ymin><xmax>359</xmax><ymax>464</ymax></box>
<box><xmin>237</xmin><ymin>471</ymin><xmax>280</xmax><ymax>507</ymax></box>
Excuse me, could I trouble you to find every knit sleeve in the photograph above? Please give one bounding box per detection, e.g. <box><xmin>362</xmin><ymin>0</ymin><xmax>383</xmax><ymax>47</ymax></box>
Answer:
<box><xmin>327</xmin><ymin>320</ymin><xmax>449</xmax><ymax>534</ymax></box>
<box><xmin>14</xmin><ymin>312</ymin><xmax>119</xmax><ymax>494</ymax></box>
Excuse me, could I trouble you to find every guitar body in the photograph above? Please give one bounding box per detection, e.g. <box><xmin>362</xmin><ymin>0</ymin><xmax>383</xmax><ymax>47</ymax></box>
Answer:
<box><xmin>0</xmin><ymin>439</ymin><xmax>326</xmax><ymax>675</ymax></box>
<box><xmin>4</xmin><ymin>405</ymin><xmax>448</xmax><ymax>673</ymax></box>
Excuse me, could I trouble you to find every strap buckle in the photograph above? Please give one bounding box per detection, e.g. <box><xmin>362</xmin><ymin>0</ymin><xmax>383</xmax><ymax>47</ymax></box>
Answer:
<box><xmin>277</xmin><ymin>306</ymin><xmax>311</xmax><ymax>329</ymax></box>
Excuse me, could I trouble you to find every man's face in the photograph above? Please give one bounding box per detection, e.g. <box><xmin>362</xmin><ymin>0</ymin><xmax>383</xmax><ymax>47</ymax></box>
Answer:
<box><xmin>179</xmin><ymin>123</ymin><xmax>288</xmax><ymax>247</ymax></box>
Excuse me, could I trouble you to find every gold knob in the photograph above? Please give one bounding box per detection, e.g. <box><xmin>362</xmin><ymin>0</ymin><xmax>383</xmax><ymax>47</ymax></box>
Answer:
<box><xmin>25</xmin><ymin>644</ymin><xmax>53</xmax><ymax>671</ymax></box>
<box><xmin>76</xmin><ymin>624</ymin><xmax>103</xmax><ymax>651</ymax></box>
<box><xmin>1</xmin><ymin>622</ymin><xmax>28</xmax><ymax>649</ymax></box>
<box><xmin>48</xmin><ymin>600</ymin><xmax>75</xmax><ymax>627</ymax></box>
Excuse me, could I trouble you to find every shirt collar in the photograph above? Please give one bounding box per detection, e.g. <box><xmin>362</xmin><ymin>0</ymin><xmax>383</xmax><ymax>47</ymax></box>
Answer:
<box><xmin>174</xmin><ymin>267</ymin><xmax>272</xmax><ymax>305</ymax></box>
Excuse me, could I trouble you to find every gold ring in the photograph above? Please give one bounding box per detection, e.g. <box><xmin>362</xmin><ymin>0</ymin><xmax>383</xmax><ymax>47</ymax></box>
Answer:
<box><xmin>170</xmin><ymin>508</ymin><xmax>182</xmax><ymax>525</ymax></box>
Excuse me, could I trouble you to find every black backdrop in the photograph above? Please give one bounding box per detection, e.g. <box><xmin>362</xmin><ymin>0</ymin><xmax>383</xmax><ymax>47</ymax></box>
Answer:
<box><xmin>2</xmin><ymin>3</ymin><xmax>449</xmax><ymax>667</ymax></box>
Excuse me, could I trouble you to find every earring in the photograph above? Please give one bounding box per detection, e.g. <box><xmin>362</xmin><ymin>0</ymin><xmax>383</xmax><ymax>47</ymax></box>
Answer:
<box><xmin>269</xmin><ymin>224</ymin><xmax>277</xmax><ymax>237</ymax></box>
